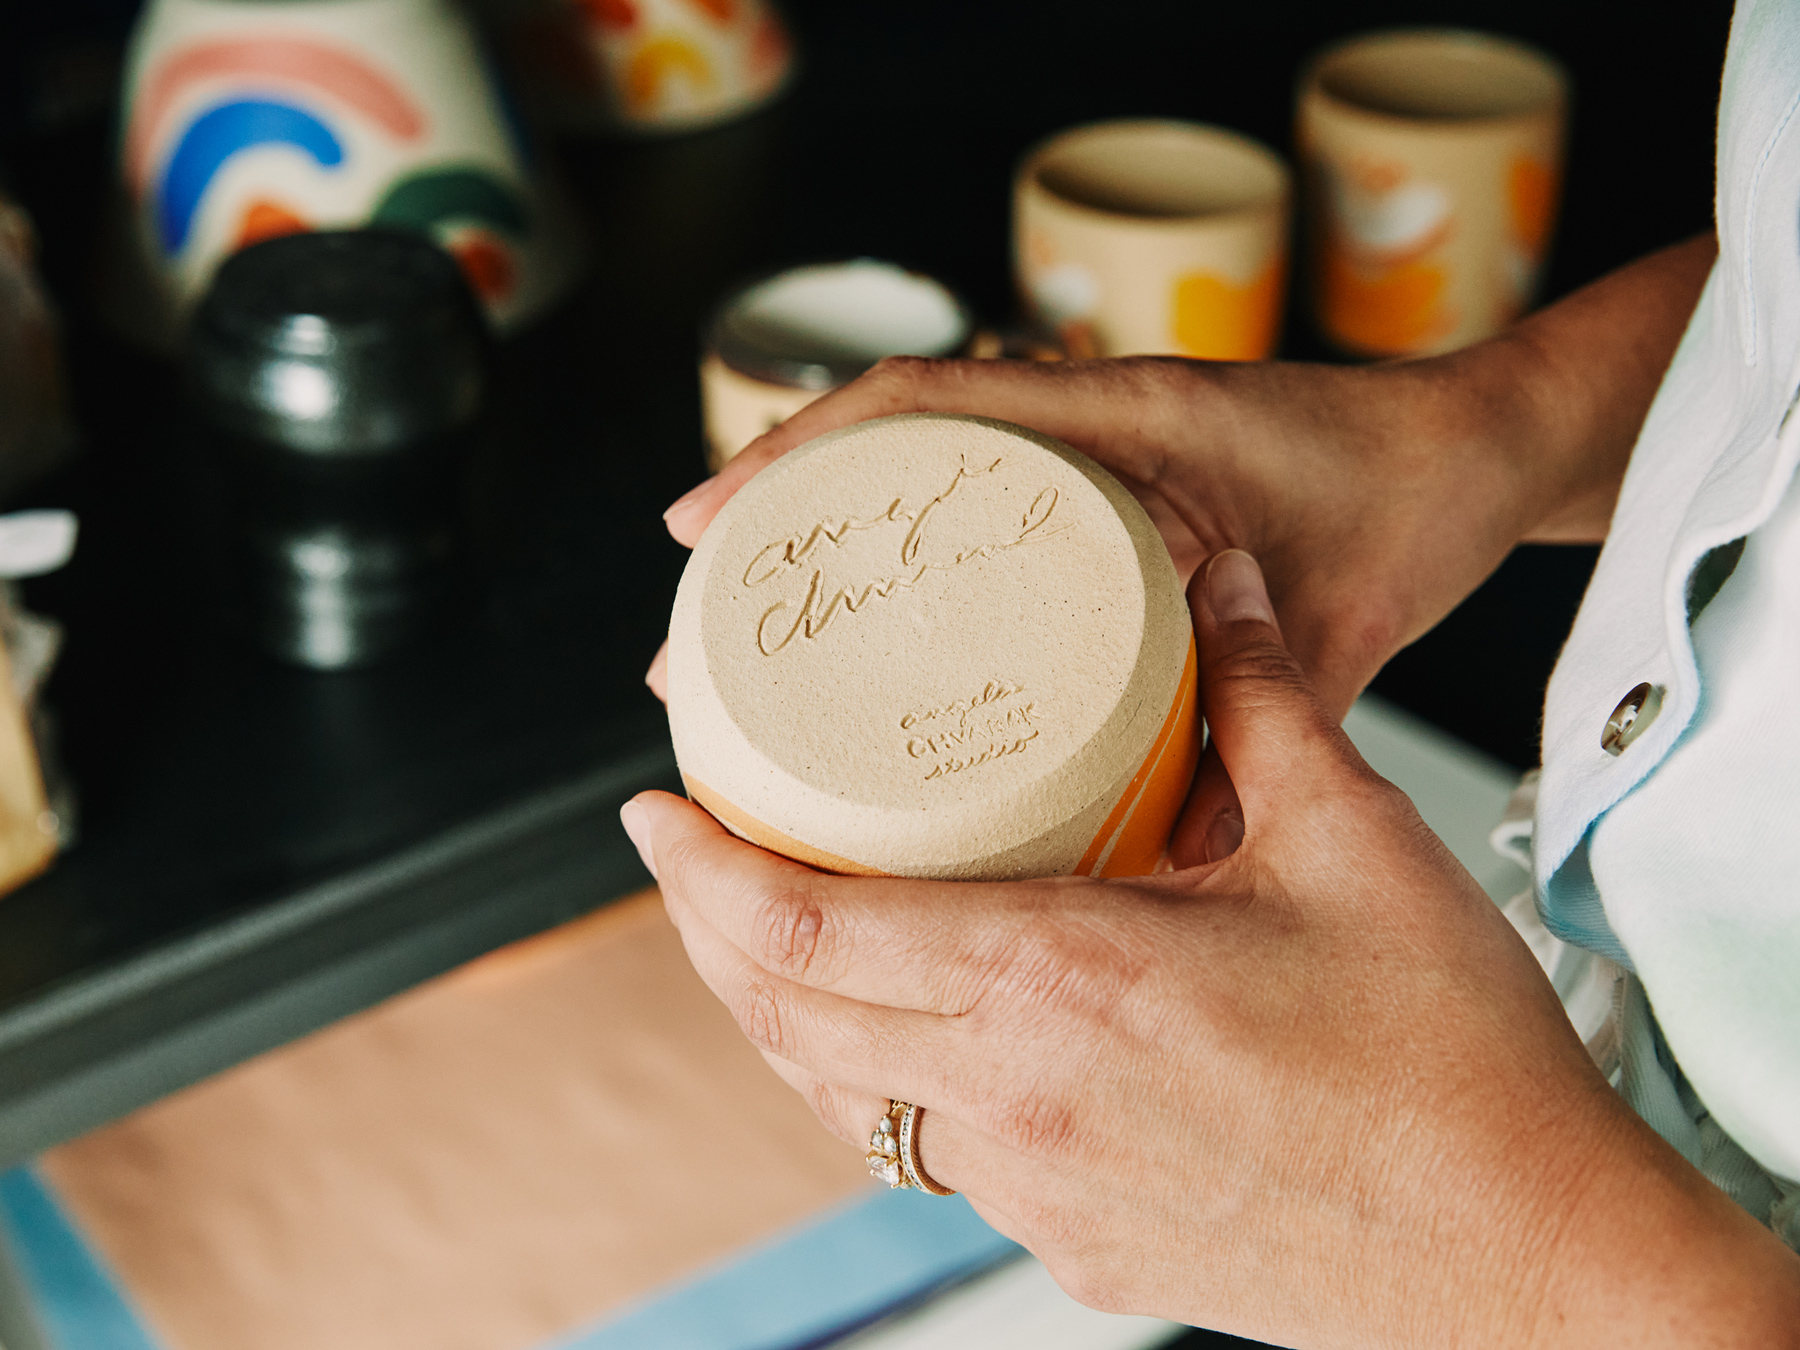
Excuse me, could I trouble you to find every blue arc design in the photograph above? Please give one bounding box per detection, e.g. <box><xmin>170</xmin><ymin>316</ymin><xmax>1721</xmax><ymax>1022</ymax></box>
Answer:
<box><xmin>157</xmin><ymin>99</ymin><xmax>343</xmax><ymax>255</ymax></box>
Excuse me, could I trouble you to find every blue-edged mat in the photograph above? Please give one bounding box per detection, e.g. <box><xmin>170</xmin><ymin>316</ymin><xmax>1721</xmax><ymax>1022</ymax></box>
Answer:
<box><xmin>0</xmin><ymin>1166</ymin><xmax>1019</xmax><ymax>1350</ymax></box>
<box><xmin>0</xmin><ymin>1167</ymin><xmax>161</xmax><ymax>1350</ymax></box>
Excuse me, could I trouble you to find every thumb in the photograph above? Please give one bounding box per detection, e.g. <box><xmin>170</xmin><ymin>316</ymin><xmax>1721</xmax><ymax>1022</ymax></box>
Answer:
<box><xmin>1187</xmin><ymin>549</ymin><xmax>1360</xmax><ymax>834</ymax></box>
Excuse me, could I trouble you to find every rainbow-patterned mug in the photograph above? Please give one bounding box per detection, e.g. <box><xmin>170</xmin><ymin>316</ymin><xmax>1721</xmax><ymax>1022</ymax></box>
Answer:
<box><xmin>107</xmin><ymin>0</ymin><xmax>585</xmax><ymax>349</ymax></box>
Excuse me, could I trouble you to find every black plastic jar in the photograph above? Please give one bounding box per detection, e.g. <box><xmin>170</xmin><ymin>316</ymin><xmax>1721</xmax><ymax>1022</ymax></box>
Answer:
<box><xmin>188</xmin><ymin>230</ymin><xmax>487</xmax><ymax>669</ymax></box>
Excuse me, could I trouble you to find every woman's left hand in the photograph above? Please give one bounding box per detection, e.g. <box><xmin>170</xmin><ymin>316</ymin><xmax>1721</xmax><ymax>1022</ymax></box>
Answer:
<box><xmin>621</xmin><ymin>551</ymin><xmax>1799</xmax><ymax>1349</ymax></box>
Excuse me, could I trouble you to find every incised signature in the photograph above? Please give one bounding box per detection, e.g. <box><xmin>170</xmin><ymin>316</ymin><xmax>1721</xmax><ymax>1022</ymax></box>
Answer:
<box><xmin>744</xmin><ymin>455</ymin><xmax>1067</xmax><ymax>655</ymax></box>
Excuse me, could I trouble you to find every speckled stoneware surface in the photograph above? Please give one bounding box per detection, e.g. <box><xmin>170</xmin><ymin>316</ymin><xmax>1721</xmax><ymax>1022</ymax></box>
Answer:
<box><xmin>667</xmin><ymin>413</ymin><xmax>1199</xmax><ymax>880</ymax></box>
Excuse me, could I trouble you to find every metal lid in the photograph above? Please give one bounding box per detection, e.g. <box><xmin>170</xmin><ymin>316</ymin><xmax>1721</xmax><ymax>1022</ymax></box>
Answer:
<box><xmin>707</xmin><ymin>260</ymin><xmax>974</xmax><ymax>390</ymax></box>
<box><xmin>189</xmin><ymin>230</ymin><xmax>487</xmax><ymax>456</ymax></box>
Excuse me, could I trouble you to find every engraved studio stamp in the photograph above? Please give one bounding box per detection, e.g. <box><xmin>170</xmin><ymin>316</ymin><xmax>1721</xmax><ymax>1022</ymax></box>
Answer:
<box><xmin>900</xmin><ymin>680</ymin><xmax>1045</xmax><ymax>781</ymax></box>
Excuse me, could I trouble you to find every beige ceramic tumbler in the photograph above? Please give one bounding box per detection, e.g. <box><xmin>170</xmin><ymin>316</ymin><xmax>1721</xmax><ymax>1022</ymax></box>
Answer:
<box><xmin>700</xmin><ymin>259</ymin><xmax>973</xmax><ymax>471</ymax></box>
<box><xmin>1014</xmin><ymin>120</ymin><xmax>1290</xmax><ymax>361</ymax></box>
<box><xmin>1297</xmin><ymin>29</ymin><xmax>1567</xmax><ymax>358</ymax></box>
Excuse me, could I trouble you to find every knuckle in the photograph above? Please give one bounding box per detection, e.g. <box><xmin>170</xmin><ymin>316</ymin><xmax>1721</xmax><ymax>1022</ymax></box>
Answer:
<box><xmin>801</xmin><ymin>1079</ymin><xmax>857</xmax><ymax>1143</ymax></box>
<box><xmin>658</xmin><ymin>828</ymin><xmax>709</xmax><ymax>887</ymax></box>
<box><xmin>866</xmin><ymin>353</ymin><xmax>940</xmax><ymax>389</ymax></box>
<box><xmin>982</xmin><ymin>1084</ymin><xmax>1080</xmax><ymax>1160</ymax></box>
<box><xmin>752</xmin><ymin>876</ymin><xmax>839</xmax><ymax>981</ymax></box>
<box><xmin>1211</xmin><ymin>640</ymin><xmax>1308</xmax><ymax>695</ymax></box>
<box><xmin>991</xmin><ymin>912</ymin><xmax>1140</xmax><ymax>1022</ymax></box>
<box><xmin>732</xmin><ymin>979</ymin><xmax>790</xmax><ymax>1056</ymax></box>
<box><xmin>1354</xmin><ymin>771</ymin><xmax>1415</xmax><ymax>818</ymax></box>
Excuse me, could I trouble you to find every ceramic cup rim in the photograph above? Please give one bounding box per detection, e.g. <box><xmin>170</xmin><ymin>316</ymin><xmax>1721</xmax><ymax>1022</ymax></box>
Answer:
<box><xmin>1016</xmin><ymin>119</ymin><xmax>1291</xmax><ymax>230</ymax></box>
<box><xmin>705</xmin><ymin>258</ymin><xmax>976</xmax><ymax>391</ymax></box>
<box><xmin>1299</xmin><ymin>27</ymin><xmax>1568</xmax><ymax>133</ymax></box>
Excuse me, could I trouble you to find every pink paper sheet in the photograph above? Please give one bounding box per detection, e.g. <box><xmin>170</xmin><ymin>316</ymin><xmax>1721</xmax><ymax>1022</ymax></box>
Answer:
<box><xmin>41</xmin><ymin>890</ymin><xmax>869</xmax><ymax>1350</ymax></box>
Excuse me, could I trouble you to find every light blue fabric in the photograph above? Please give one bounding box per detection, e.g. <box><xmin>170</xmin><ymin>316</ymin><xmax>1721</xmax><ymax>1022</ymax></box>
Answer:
<box><xmin>0</xmin><ymin>1167</ymin><xmax>163</xmax><ymax>1350</ymax></box>
<box><xmin>1537</xmin><ymin>835</ymin><xmax>1634</xmax><ymax>970</ymax></box>
<box><xmin>1614</xmin><ymin>976</ymin><xmax>1790</xmax><ymax>1232</ymax></box>
<box><xmin>550</xmin><ymin>1186</ymin><xmax>1020</xmax><ymax>1350</ymax></box>
<box><xmin>0</xmin><ymin>1162</ymin><xmax>1017</xmax><ymax>1350</ymax></box>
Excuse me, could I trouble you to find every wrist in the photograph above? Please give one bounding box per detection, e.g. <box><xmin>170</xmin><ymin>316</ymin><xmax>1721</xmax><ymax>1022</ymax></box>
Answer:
<box><xmin>1431</xmin><ymin>233</ymin><xmax>1717</xmax><ymax>545</ymax></box>
<box><xmin>1502</xmin><ymin>1108</ymin><xmax>1800</xmax><ymax>1348</ymax></box>
<box><xmin>1394</xmin><ymin>327</ymin><xmax>1603</xmax><ymax>547</ymax></box>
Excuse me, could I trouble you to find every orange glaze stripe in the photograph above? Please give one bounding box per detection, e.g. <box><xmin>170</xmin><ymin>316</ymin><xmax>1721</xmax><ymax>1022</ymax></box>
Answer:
<box><xmin>682</xmin><ymin>774</ymin><xmax>889</xmax><ymax>876</ymax></box>
<box><xmin>1075</xmin><ymin>635</ymin><xmax>1200</xmax><ymax>878</ymax></box>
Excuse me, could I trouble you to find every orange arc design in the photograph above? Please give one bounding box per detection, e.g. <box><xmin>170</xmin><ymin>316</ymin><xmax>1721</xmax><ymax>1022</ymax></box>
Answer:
<box><xmin>746</xmin><ymin>14</ymin><xmax>791</xmax><ymax>82</ymax></box>
<box><xmin>128</xmin><ymin>37</ymin><xmax>426</xmax><ymax>189</ymax></box>
<box><xmin>685</xmin><ymin>635</ymin><xmax>1200</xmax><ymax>881</ymax></box>
<box><xmin>578</xmin><ymin>0</ymin><xmax>641</xmax><ymax>30</ymax></box>
<box><xmin>446</xmin><ymin>231</ymin><xmax>518</xmax><ymax>303</ymax></box>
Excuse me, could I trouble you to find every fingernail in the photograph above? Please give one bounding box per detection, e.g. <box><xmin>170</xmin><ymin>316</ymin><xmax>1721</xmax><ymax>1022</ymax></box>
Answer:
<box><xmin>1204</xmin><ymin>808</ymin><xmax>1244</xmax><ymax>863</ymax></box>
<box><xmin>620</xmin><ymin>800</ymin><xmax>658</xmax><ymax>879</ymax></box>
<box><xmin>644</xmin><ymin>644</ymin><xmax>667</xmax><ymax>690</ymax></box>
<box><xmin>1207</xmin><ymin>550</ymin><xmax>1274</xmax><ymax>625</ymax></box>
<box><xmin>663</xmin><ymin>479</ymin><xmax>713</xmax><ymax>523</ymax></box>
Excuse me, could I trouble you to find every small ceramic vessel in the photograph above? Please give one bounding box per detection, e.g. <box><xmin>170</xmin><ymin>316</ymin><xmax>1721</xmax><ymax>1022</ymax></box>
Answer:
<box><xmin>108</xmin><ymin>0</ymin><xmax>584</xmax><ymax>349</ymax></box>
<box><xmin>667</xmin><ymin>413</ymin><xmax>1199</xmax><ymax>880</ymax></box>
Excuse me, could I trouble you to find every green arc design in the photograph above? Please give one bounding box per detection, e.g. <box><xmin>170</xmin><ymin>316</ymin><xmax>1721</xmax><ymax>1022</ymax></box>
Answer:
<box><xmin>372</xmin><ymin>166</ymin><xmax>531</xmax><ymax>237</ymax></box>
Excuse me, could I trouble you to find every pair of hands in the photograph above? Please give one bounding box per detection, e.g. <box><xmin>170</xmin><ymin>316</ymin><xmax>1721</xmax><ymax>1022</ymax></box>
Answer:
<box><xmin>628</xmin><ymin>524</ymin><xmax>1633</xmax><ymax>1346</ymax></box>
<box><xmin>628</xmin><ymin>238</ymin><xmax>1797</xmax><ymax>1348</ymax></box>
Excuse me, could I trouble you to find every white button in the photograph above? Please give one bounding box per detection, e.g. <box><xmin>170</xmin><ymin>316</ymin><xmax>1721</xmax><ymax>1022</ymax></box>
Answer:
<box><xmin>1602</xmin><ymin>683</ymin><xmax>1662</xmax><ymax>756</ymax></box>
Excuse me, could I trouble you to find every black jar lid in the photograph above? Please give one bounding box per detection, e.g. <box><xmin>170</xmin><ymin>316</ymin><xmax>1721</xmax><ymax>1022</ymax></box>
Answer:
<box><xmin>189</xmin><ymin>230</ymin><xmax>487</xmax><ymax>457</ymax></box>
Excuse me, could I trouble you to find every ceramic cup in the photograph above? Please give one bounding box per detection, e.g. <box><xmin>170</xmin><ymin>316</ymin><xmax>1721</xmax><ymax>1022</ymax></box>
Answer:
<box><xmin>700</xmin><ymin>259</ymin><xmax>974</xmax><ymax>472</ymax></box>
<box><xmin>1013</xmin><ymin>119</ymin><xmax>1290</xmax><ymax>361</ymax></box>
<box><xmin>1296</xmin><ymin>28</ymin><xmax>1567</xmax><ymax>358</ymax></box>
<box><xmin>108</xmin><ymin>0</ymin><xmax>584</xmax><ymax>350</ymax></box>
<box><xmin>491</xmin><ymin>0</ymin><xmax>794</xmax><ymax>135</ymax></box>
<box><xmin>668</xmin><ymin>414</ymin><xmax>1200</xmax><ymax>880</ymax></box>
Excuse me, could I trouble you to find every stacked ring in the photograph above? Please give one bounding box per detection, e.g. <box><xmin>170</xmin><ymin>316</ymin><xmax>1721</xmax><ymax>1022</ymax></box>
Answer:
<box><xmin>865</xmin><ymin>1100</ymin><xmax>907</xmax><ymax>1188</ymax></box>
<box><xmin>865</xmin><ymin>1100</ymin><xmax>955</xmax><ymax>1196</ymax></box>
<box><xmin>899</xmin><ymin>1102</ymin><xmax>956</xmax><ymax>1196</ymax></box>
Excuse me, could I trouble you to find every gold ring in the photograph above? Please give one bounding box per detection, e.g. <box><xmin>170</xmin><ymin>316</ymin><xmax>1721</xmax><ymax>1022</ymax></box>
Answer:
<box><xmin>899</xmin><ymin>1102</ymin><xmax>956</xmax><ymax>1196</ymax></box>
<box><xmin>865</xmin><ymin>1100</ymin><xmax>908</xmax><ymax>1188</ymax></box>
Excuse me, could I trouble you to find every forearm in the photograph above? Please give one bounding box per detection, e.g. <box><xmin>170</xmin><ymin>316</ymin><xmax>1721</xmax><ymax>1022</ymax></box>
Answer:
<box><xmin>1434</xmin><ymin>233</ymin><xmax>1718</xmax><ymax>544</ymax></box>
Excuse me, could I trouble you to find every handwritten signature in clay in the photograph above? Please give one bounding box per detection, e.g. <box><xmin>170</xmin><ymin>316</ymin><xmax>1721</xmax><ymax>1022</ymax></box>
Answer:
<box><xmin>743</xmin><ymin>455</ymin><xmax>1067</xmax><ymax>656</ymax></box>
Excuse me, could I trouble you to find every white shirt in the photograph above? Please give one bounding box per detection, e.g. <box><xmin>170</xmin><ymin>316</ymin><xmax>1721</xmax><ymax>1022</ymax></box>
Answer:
<box><xmin>1535</xmin><ymin>0</ymin><xmax>1800</xmax><ymax>1191</ymax></box>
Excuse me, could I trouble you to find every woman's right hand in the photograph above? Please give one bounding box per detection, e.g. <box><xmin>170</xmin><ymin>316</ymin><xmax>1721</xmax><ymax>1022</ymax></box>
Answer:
<box><xmin>648</xmin><ymin>237</ymin><xmax>1715</xmax><ymax>861</ymax></box>
<box><xmin>658</xmin><ymin>352</ymin><xmax>1487</xmax><ymax>718</ymax></box>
